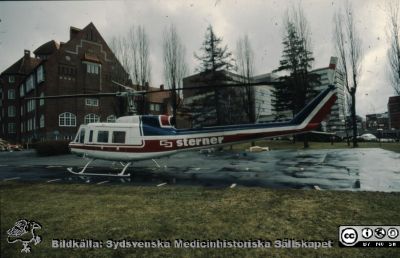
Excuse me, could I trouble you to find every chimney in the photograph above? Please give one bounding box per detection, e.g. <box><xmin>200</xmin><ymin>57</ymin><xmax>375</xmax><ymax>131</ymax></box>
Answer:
<box><xmin>329</xmin><ymin>56</ymin><xmax>338</xmax><ymax>70</ymax></box>
<box><xmin>70</xmin><ymin>26</ymin><xmax>81</xmax><ymax>40</ymax></box>
<box><xmin>24</xmin><ymin>50</ymin><xmax>30</xmax><ymax>58</ymax></box>
<box><xmin>160</xmin><ymin>84</ymin><xmax>164</xmax><ymax>90</ymax></box>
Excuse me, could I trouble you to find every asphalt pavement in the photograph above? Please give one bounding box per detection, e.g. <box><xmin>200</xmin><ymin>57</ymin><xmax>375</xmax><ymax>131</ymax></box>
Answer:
<box><xmin>0</xmin><ymin>148</ymin><xmax>399</xmax><ymax>192</ymax></box>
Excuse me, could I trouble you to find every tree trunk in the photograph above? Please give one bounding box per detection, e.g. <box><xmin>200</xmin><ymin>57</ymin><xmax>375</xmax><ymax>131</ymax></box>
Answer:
<box><xmin>214</xmin><ymin>88</ymin><xmax>221</xmax><ymax>125</ymax></box>
<box><xmin>351</xmin><ymin>91</ymin><xmax>358</xmax><ymax>147</ymax></box>
<box><xmin>303</xmin><ymin>133</ymin><xmax>309</xmax><ymax>148</ymax></box>
<box><xmin>345</xmin><ymin>120</ymin><xmax>350</xmax><ymax>146</ymax></box>
<box><xmin>172</xmin><ymin>82</ymin><xmax>177</xmax><ymax>126</ymax></box>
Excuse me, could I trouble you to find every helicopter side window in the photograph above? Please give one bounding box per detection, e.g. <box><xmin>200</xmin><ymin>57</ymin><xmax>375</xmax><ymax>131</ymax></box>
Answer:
<box><xmin>79</xmin><ymin>128</ymin><xmax>85</xmax><ymax>144</ymax></box>
<box><xmin>88</xmin><ymin>130</ymin><xmax>93</xmax><ymax>143</ymax></box>
<box><xmin>97</xmin><ymin>131</ymin><xmax>109</xmax><ymax>143</ymax></box>
<box><xmin>112</xmin><ymin>131</ymin><xmax>126</xmax><ymax>144</ymax></box>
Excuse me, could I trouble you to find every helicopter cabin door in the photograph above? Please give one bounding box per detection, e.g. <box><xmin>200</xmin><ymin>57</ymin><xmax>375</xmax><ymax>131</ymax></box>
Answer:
<box><xmin>126</xmin><ymin>125</ymin><xmax>143</xmax><ymax>146</ymax></box>
<box><xmin>113</xmin><ymin>116</ymin><xmax>143</xmax><ymax>146</ymax></box>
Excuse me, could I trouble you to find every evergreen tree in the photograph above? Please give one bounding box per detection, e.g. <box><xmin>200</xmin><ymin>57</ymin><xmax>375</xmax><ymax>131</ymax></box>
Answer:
<box><xmin>193</xmin><ymin>25</ymin><xmax>235</xmax><ymax>125</ymax></box>
<box><xmin>273</xmin><ymin>20</ymin><xmax>319</xmax><ymax>148</ymax></box>
<box><xmin>195</xmin><ymin>25</ymin><xmax>234</xmax><ymax>73</ymax></box>
<box><xmin>273</xmin><ymin>22</ymin><xmax>317</xmax><ymax>117</ymax></box>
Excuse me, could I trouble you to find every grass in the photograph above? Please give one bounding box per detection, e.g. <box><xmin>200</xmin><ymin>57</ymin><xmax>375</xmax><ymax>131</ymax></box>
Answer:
<box><xmin>1</xmin><ymin>182</ymin><xmax>399</xmax><ymax>257</ymax></box>
<box><xmin>226</xmin><ymin>140</ymin><xmax>400</xmax><ymax>153</ymax></box>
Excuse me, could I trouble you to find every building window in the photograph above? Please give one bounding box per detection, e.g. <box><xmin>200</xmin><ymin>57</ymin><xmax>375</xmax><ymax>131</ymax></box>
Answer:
<box><xmin>107</xmin><ymin>115</ymin><xmax>116</xmax><ymax>123</ymax></box>
<box><xmin>27</xmin><ymin>100</ymin><xmax>36</xmax><ymax>112</ymax></box>
<box><xmin>9</xmin><ymin>76</ymin><xmax>15</xmax><ymax>83</ymax></box>
<box><xmin>84</xmin><ymin>113</ymin><xmax>100</xmax><ymax>124</ymax></box>
<box><xmin>37</xmin><ymin>65</ymin><xmax>44</xmax><ymax>83</ymax></box>
<box><xmin>8</xmin><ymin>89</ymin><xmax>15</xmax><ymax>100</ymax></box>
<box><xmin>21</xmin><ymin>122</ymin><xmax>24</xmax><ymax>133</ymax></box>
<box><xmin>40</xmin><ymin>115</ymin><xmax>45</xmax><ymax>128</ymax></box>
<box><xmin>26</xmin><ymin>75</ymin><xmax>34</xmax><ymax>92</ymax></box>
<box><xmin>20</xmin><ymin>84</ymin><xmax>25</xmax><ymax>97</ymax></box>
<box><xmin>8</xmin><ymin>106</ymin><xmax>16</xmax><ymax>117</ymax></box>
<box><xmin>85</xmin><ymin>98</ymin><xmax>99</xmax><ymax>106</ymax></box>
<box><xmin>20</xmin><ymin>106</ymin><xmax>24</xmax><ymax>116</ymax></box>
<box><xmin>59</xmin><ymin>112</ymin><xmax>76</xmax><ymax>127</ymax></box>
<box><xmin>58</xmin><ymin>65</ymin><xmax>76</xmax><ymax>80</ymax></box>
<box><xmin>150</xmin><ymin>103</ymin><xmax>161</xmax><ymax>112</ymax></box>
<box><xmin>97</xmin><ymin>131</ymin><xmax>109</xmax><ymax>143</ymax></box>
<box><xmin>8</xmin><ymin>123</ymin><xmax>16</xmax><ymax>133</ymax></box>
<box><xmin>40</xmin><ymin>93</ymin><xmax>45</xmax><ymax>106</ymax></box>
<box><xmin>86</xmin><ymin>62</ymin><xmax>100</xmax><ymax>74</ymax></box>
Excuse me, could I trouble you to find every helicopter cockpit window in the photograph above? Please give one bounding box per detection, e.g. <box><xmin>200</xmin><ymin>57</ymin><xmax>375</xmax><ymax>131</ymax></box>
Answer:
<box><xmin>112</xmin><ymin>131</ymin><xmax>126</xmax><ymax>144</ymax></box>
<box><xmin>79</xmin><ymin>128</ymin><xmax>85</xmax><ymax>144</ymax></box>
<box><xmin>97</xmin><ymin>130</ymin><xmax>109</xmax><ymax>143</ymax></box>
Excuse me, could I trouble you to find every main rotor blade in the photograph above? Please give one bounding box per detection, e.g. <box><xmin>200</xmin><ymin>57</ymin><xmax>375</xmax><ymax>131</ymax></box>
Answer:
<box><xmin>24</xmin><ymin>80</ymin><xmax>281</xmax><ymax>100</ymax></box>
<box><xmin>24</xmin><ymin>92</ymin><xmax>118</xmax><ymax>100</ymax></box>
<box><xmin>112</xmin><ymin>80</ymin><xmax>135</xmax><ymax>91</ymax></box>
<box><xmin>144</xmin><ymin>80</ymin><xmax>282</xmax><ymax>94</ymax></box>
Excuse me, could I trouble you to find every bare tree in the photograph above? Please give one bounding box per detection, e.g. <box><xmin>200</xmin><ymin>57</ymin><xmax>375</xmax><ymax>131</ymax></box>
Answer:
<box><xmin>236</xmin><ymin>34</ymin><xmax>255</xmax><ymax>123</ymax></box>
<box><xmin>109</xmin><ymin>36</ymin><xmax>131</xmax><ymax>84</ymax></box>
<box><xmin>334</xmin><ymin>1</ymin><xmax>363</xmax><ymax>147</ymax></box>
<box><xmin>110</xmin><ymin>25</ymin><xmax>151</xmax><ymax>88</ymax></box>
<box><xmin>136</xmin><ymin>25</ymin><xmax>151</xmax><ymax>87</ymax></box>
<box><xmin>162</xmin><ymin>24</ymin><xmax>188</xmax><ymax>120</ymax></box>
<box><xmin>386</xmin><ymin>0</ymin><xmax>400</xmax><ymax>95</ymax></box>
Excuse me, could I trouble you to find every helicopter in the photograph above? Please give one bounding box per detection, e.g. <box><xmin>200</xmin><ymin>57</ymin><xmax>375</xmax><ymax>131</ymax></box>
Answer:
<box><xmin>68</xmin><ymin>85</ymin><xmax>336</xmax><ymax>177</ymax></box>
<box><xmin>28</xmin><ymin>82</ymin><xmax>337</xmax><ymax>177</ymax></box>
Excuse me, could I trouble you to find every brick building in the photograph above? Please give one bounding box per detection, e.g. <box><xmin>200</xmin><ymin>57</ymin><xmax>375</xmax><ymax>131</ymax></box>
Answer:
<box><xmin>182</xmin><ymin>70</ymin><xmax>248</xmax><ymax>127</ymax></box>
<box><xmin>388</xmin><ymin>96</ymin><xmax>400</xmax><ymax>130</ymax></box>
<box><xmin>0</xmin><ymin>23</ymin><xmax>130</xmax><ymax>143</ymax></box>
<box><xmin>366</xmin><ymin>112</ymin><xmax>390</xmax><ymax>130</ymax></box>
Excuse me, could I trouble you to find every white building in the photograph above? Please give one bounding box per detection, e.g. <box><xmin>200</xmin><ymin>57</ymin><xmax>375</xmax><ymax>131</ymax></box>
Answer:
<box><xmin>251</xmin><ymin>73</ymin><xmax>284</xmax><ymax>122</ymax></box>
<box><xmin>311</xmin><ymin>57</ymin><xmax>347</xmax><ymax>132</ymax></box>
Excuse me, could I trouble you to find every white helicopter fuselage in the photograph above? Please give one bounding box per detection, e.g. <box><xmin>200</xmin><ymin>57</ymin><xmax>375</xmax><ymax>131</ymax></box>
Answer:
<box><xmin>69</xmin><ymin>85</ymin><xmax>337</xmax><ymax>162</ymax></box>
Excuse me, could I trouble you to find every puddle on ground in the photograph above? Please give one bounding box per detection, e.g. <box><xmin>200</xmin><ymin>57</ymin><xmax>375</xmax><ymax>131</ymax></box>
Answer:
<box><xmin>1</xmin><ymin>148</ymin><xmax>399</xmax><ymax>192</ymax></box>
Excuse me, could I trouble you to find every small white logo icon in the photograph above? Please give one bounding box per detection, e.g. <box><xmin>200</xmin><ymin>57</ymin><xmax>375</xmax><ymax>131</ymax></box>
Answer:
<box><xmin>387</xmin><ymin>228</ymin><xmax>399</xmax><ymax>239</ymax></box>
<box><xmin>362</xmin><ymin>228</ymin><xmax>373</xmax><ymax>239</ymax></box>
<box><xmin>374</xmin><ymin>228</ymin><xmax>386</xmax><ymax>239</ymax></box>
<box><xmin>6</xmin><ymin>219</ymin><xmax>42</xmax><ymax>253</ymax></box>
<box><xmin>341</xmin><ymin>228</ymin><xmax>358</xmax><ymax>245</ymax></box>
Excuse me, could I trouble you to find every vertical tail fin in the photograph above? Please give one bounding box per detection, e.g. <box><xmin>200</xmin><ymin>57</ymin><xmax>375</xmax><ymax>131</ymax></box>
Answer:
<box><xmin>290</xmin><ymin>85</ymin><xmax>336</xmax><ymax>126</ymax></box>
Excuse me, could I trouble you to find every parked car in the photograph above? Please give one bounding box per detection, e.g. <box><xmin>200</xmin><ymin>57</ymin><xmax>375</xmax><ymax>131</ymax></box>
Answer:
<box><xmin>8</xmin><ymin>144</ymin><xmax>23</xmax><ymax>151</ymax></box>
<box><xmin>380</xmin><ymin>138</ymin><xmax>396</xmax><ymax>143</ymax></box>
<box><xmin>357</xmin><ymin>133</ymin><xmax>377</xmax><ymax>142</ymax></box>
<box><xmin>0</xmin><ymin>139</ymin><xmax>9</xmax><ymax>151</ymax></box>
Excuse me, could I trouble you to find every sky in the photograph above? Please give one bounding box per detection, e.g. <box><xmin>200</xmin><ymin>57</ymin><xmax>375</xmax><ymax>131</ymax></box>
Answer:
<box><xmin>0</xmin><ymin>0</ymin><xmax>396</xmax><ymax>117</ymax></box>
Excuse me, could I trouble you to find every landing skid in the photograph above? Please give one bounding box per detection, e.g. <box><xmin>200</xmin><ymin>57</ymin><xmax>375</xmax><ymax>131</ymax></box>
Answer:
<box><xmin>67</xmin><ymin>159</ymin><xmax>131</xmax><ymax>177</ymax></box>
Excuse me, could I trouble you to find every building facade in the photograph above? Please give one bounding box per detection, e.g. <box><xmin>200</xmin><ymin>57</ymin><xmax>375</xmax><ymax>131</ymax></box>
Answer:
<box><xmin>366</xmin><ymin>112</ymin><xmax>390</xmax><ymax>130</ymax></box>
<box><xmin>311</xmin><ymin>57</ymin><xmax>347</xmax><ymax>133</ymax></box>
<box><xmin>251</xmin><ymin>73</ymin><xmax>288</xmax><ymax>122</ymax></box>
<box><xmin>0</xmin><ymin>23</ymin><xmax>130</xmax><ymax>143</ymax></box>
<box><xmin>182</xmin><ymin>71</ymin><xmax>248</xmax><ymax>127</ymax></box>
<box><xmin>181</xmin><ymin>57</ymin><xmax>346</xmax><ymax>131</ymax></box>
<box><xmin>388</xmin><ymin>96</ymin><xmax>400</xmax><ymax>129</ymax></box>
